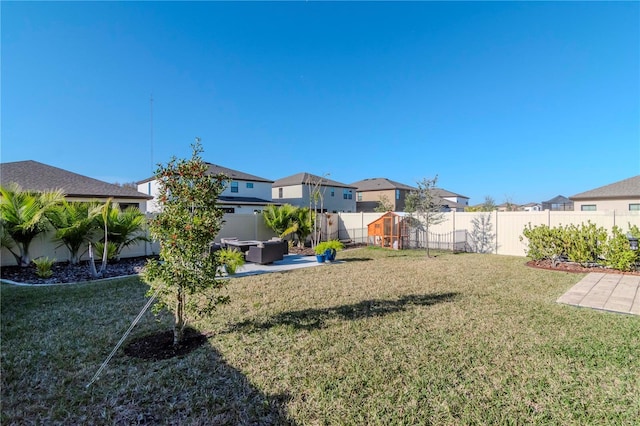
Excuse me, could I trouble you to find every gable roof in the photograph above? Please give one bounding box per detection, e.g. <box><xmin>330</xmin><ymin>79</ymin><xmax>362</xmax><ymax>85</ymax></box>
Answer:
<box><xmin>273</xmin><ymin>172</ymin><xmax>355</xmax><ymax>189</ymax></box>
<box><xmin>350</xmin><ymin>178</ymin><xmax>415</xmax><ymax>192</ymax></box>
<box><xmin>137</xmin><ymin>162</ymin><xmax>273</xmax><ymax>184</ymax></box>
<box><xmin>543</xmin><ymin>195</ymin><xmax>573</xmax><ymax>204</ymax></box>
<box><xmin>1</xmin><ymin>160</ymin><xmax>151</xmax><ymax>200</ymax></box>
<box><xmin>433</xmin><ymin>188</ymin><xmax>469</xmax><ymax>199</ymax></box>
<box><xmin>570</xmin><ymin>175</ymin><xmax>640</xmax><ymax>200</ymax></box>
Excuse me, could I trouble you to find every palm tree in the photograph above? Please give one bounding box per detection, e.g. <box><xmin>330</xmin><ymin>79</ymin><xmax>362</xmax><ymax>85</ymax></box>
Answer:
<box><xmin>96</xmin><ymin>202</ymin><xmax>149</xmax><ymax>261</ymax></box>
<box><xmin>262</xmin><ymin>204</ymin><xmax>297</xmax><ymax>238</ymax></box>
<box><xmin>48</xmin><ymin>201</ymin><xmax>100</xmax><ymax>264</ymax></box>
<box><xmin>284</xmin><ymin>207</ymin><xmax>312</xmax><ymax>248</ymax></box>
<box><xmin>0</xmin><ymin>184</ymin><xmax>64</xmax><ymax>266</ymax></box>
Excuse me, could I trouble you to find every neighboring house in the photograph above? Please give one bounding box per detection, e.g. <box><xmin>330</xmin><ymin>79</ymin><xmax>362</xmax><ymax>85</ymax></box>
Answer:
<box><xmin>272</xmin><ymin>172</ymin><xmax>357</xmax><ymax>213</ymax></box>
<box><xmin>521</xmin><ymin>202</ymin><xmax>542</xmax><ymax>212</ymax></box>
<box><xmin>433</xmin><ymin>188</ymin><xmax>470</xmax><ymax>212</ymax></box>
<box><xmin>351</xmin><ymin>178</ymin><xmax>470</xmax><ymax>212</ymax></box>
<box><xmin>0</xmin><ymin>160</ymin><xmax>152</xmax><ymax>209</ymax></box>
<box><xmin>496</xmin><ymin>202</ymin><xmax>519</xmax><ymax>212</ymax></box>
<box><xmin>351</xmin><ymin>178</ymin><xmax>415</xmax><ymax>212</ymax></box>
<box><xmin>569</xmin><ymin>175</ymin><xmax>640</xmax><ymax>212</ymax></box>
<box><xmin>138</xmin><ymin>163</ymin><xmax>274</xmax><ymax>214</ymax></box>
<box><xmin>542</xmin><ymin>195</ymin><xmax>574</xmax><ymax>211</ymax></box>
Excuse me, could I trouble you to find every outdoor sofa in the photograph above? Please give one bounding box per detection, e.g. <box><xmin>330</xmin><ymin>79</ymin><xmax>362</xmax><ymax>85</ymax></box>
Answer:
<box><xmin>245</xmin><ymin>239</ymin><xmax>288</xmax><ymax>264</ymax></box>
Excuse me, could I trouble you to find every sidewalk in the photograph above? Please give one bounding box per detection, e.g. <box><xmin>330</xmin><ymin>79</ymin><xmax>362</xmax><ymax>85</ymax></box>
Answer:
<box><xmin>557</xmin><ymin>272</ymin><xmax>640</xmax><ymax>315</ymax></box>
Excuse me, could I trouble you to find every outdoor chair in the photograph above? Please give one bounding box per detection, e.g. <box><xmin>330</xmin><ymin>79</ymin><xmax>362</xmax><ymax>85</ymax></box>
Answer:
<box><xmin>245</xmin><ymin>241</ymin><xmax>285</xmax><ymax>265</ymax></box>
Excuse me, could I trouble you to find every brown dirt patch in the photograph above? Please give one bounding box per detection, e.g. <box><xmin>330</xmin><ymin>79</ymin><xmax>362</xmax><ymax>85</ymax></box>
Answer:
<box><xmin>526</xmin><ymin>259</ymin><xmax>640</xmax><ymax>276</ymax></box>
<box><xmin>124</xmin><ymin>328</ymin><xmax>208</xmax><ymax>361</ymax></box>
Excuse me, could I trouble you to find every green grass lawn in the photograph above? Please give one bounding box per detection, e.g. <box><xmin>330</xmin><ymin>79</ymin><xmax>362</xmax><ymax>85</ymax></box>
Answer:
<box><xmin>2</xmin><ymin>248</ymin><xmax>639</xmax><ymax>425</ymax></box>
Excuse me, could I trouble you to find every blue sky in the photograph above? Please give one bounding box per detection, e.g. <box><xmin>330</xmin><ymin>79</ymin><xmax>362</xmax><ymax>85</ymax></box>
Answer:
<box><xmin>2</xmin><ymin>1</ymin><xmax>638</xmax><ymax>205</ymax></box>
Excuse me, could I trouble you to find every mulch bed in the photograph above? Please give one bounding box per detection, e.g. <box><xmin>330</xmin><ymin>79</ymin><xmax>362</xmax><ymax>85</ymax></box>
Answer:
<box><xmin>0</xmin><ymin>256</ymin><xmax>150</xmax><ymax>285</ymax></box>
<box><xmin>124</xmin><ymin>328</ymin><xmax>209</xmax><ymax>361</ymax></box>
<box><xmin>526</xmin><ymin>259</ymin><xmax>640</xmax><ymax>276</ymax></box>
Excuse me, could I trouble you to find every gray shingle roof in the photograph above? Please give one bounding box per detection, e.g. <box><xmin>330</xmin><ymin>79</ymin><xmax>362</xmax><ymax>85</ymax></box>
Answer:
<box><xmin>433</xmin><ymin>188</ymin><xmax>469</xmax><ymax>199</ymax></box>
<box><xmin>218</xmin><ymin>196</ymin><xmax>274</xmax><ymax>205</ymax></box>
<box><xmin>350</xmin><ymin>177</ymin><xmax>416</xmax><ymax>191</ymax></box>
<box><xmin>137</xmin><ymin>162</ymin><xmax>273</xmax><ymax>184</ymax></box>
<box><xmin>0</xmin><ymin>160</ymin><xmax>151</xmax><ymax>200</ymax></box>
<box><xmin>570</xmin><ymin>175</ymin><xmax>640</xmax><ymax>200</ymax></box>
<box><xmin>273</xmin><ymin>172</ymin><xmax>355</xmax><ymax>189</ymax></box>
<box><xmin>543</xmin><ymin>195</ymin><xmax>572</xmax><ymax>204</ymax></box>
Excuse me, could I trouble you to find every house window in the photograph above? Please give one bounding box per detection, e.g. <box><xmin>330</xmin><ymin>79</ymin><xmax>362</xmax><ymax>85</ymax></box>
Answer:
<box><xmin>330</xmin><ymin>188</ymin><xmax>335</xmax><ymax>197</ymax></box>
<box><xmin>343</xmin><ymin>189</ymin><xmax>353</xmax><ymax>200</ymax></box>
<box><xmin>630</xmin><ymin>204</ymin><xmax>640</xmax><ymax>211</ymax></box>
<box><xmin>396</xmin><ymin>189</ymin><xmax>400</xmax><ymax>200</ymax></box>
<box><xmin>357</xmin><ymin>192</ymin><xmax>362</xmax><ymax>201</ymax></box>
<box><xmin>581</xmin><ymin>205</ymin><xmax>596</xmax><ymax>211</ymax></box>
<box><xmin>231</xmin><ymin>181</ymin><xmax>239</xmax><ymax>193</ymax></box>
<box><xmin>278</xmin><ymin>188</ymin><xmax>283</xmax><ymax>198</ymax></box>
<box><xmin>246</xmin><ymin>182</ymin><xmax>254</xmax><ymax>189</ymax></box>
<box><xmin>221</xmin><ymin>207</ymin><xmax>235</xmax><ymax>214</ymax></box>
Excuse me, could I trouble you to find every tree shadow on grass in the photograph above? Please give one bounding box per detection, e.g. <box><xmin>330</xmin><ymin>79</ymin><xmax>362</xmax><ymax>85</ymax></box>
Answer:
<box><xmin>113</xmin><ymin>329</ymin><xmax>298</xmax><ymax>425</ymax></box>
<box><xmin>228</xmin><ymin>292</ymin><xmax>459</xmax><ymax>333</ymax></box>
<box><xmin>339</xmin><ymin>257</ymin><xmax>373</xmax><ymax>262</ymax></box>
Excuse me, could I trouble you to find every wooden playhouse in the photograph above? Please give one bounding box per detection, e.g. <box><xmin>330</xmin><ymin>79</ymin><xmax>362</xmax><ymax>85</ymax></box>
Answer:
<box><xmin>367</xmin><ymin>212</ymin><xmax>411</xmax><ymax>249</ymax></box>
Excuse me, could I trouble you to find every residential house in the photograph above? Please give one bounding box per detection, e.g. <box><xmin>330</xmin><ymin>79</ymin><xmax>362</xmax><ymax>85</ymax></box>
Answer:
<box><xmin>569</xmin><ymin>175</ymin><xmax>640</xmax><ymax>212</ymax></box>
<box><xmin>433</xmin><ymin>188</ymin><xmax>470</xmax><ymax>212</ymax></box>
<box><xmin>0</xmin><ymin>160</ymin><xmax>152</xmax><ymax>209</ymax></box>
<box><xmin>496</xmin><ymin>202</ymin><xmax>519</xmax><ymax>212</ymax></box>
<box><xmin>272</xmin><ymin>173</ymin><xmax>357</xmax><ymax>213</ymax></box>
<box><xmin>351</xmin><ymin>178</ymin><xmax>415</xmax><ymax>212</ymax></box>
<box><xmin>351</xmin><ymin>178</ymin><xmax>470</xmax><ymax>212</ymax></box>
<box><xmin>520</xmin><ymin>202</ymin><xmax>542</xmax><ymax>212</ymax></box>
<box><xmin>541</xmin><ymin>195</ymin><xmax>574</xmax><ymax>211</ymax></box>
<box><xmin>138</xmin><ymin>163</ymin><xmax>274</xmax><ymax>214</ymax></box>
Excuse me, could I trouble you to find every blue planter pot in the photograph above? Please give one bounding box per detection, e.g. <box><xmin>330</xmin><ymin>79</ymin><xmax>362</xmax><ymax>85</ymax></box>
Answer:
<box><xmin>325</xmin><ymin>248</ymin><xmax>337</xmax><ymax>262</ymax></box>
<box><xmin>316</xmin><ymin>254</ymin><xmax>326</xmax><ymax>263</ymax></box>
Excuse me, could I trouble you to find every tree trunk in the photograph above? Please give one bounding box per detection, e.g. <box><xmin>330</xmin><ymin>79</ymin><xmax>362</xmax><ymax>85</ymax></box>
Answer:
<box><xmin>88</xmin><ymin>243</ymin><xmax>101</xmax><ymax>278</ymax></box>
<box><xmin>425</xmin><ymin>220</ymin><xmax>431</xmax><ymax>258</ymax></box>
<box><xmin>19</xmin><ymin>241</ymin><xmax>31</xmax><ymax>267</ymax></box>
<box><xmin>174</xmin><ymin>286</ymin><xmax>185</xmax><ymax>345</ymax></box>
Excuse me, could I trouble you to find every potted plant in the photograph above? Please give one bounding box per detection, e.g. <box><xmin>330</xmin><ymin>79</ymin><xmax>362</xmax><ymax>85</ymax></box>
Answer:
<box><xmin>314</xmin><ymin>240</ymin><xmax>344</xmax><ymax>262</ymax></box>
<box><xmin>215</xmin><ymin>248</ymin><xmax>245</xmax><ymax>275</ymax></box>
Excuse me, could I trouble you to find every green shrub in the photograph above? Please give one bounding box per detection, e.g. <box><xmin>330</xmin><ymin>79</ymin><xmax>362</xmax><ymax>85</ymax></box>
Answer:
<box><xmin>520</xmin><ymin>224</ymin><xmax>566</xmax><ymax>264</ymax></box>
<box><xmin>215</xmin><ymin>248</ymin><xmax>245</xmax><ymax>275</ymax></box>
<box><xmin>33</xmin><ymin>257</ymin><xmax>56</xmax><ymax>278</ymax></box>
<box><xmin>314</xmin><ymin>240</ymin><xmax>344</xmax><ymax>255</ymax></box>
<box><xmin>564</xmin><ymin>221</ymin><xmax>608</xmax><ymax>266</ymax></box>
<box><xmin>522</xmin><ymin>222</ymin><xmax>639</xmax><ymax>272</ymax></box>
<box><xmin>603</xmin><ymin>226</ymin><xmax>639</xmax><ymax>272</ymax></box>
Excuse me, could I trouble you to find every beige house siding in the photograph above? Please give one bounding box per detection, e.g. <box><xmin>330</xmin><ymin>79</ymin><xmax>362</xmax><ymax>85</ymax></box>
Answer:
<box><xmin>272</xmin><ymin>184</ymin><xmax>356</xmax><ymax>212</ymax></box>
<box><xmin>63</xmin><ymin>196</ymin><xmax>147</xmax><ymax>211</ymax></box>
<box><xmin>357</xmin><ymin>189</ymin><xmax>408</xmax><ymax>211</ymax></box>
<box><xmin>573</xmin><ymin>198</ymin><xmax>640</xmax><ymax>212</ymax></box>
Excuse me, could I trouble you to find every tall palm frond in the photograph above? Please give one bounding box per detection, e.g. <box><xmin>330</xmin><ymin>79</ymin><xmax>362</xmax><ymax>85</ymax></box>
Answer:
<box><xmin>263</xmin><ymin>204</ymin><xmax>297</xmax><ymax>238</ymax></box>
<box><xmin>0</xmin><ymin>184</ymin><xmax>64</xmax><ymax>266</ymax></box>
<box><xmin>95</xmin><ymin>202</ymin><xmax>148</xmax><ymax>260</ymax></box>
<box><xmin>48</xmin><ymin>201</ymin><xmax>101</xmax><ymax>264</ymax></box>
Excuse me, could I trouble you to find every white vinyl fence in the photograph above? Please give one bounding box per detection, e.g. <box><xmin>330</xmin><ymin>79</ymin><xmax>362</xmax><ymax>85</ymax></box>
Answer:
<box><xmin>2</xmin><ymin>211</ymin><xmax>639</xmax><ymax>267</ymax></box>
<box><xmin>337</xmin><ymin>210</ymin><xmax>640</xmax><ymax>257</ymax></box>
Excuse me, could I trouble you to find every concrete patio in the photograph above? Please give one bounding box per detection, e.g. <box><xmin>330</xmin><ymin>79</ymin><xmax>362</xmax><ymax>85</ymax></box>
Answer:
<box><xmin>557</xmin><ymin>272</ymin><xmax>640</xmax><ymax>315</ymax></box>
<box><xmin>231</xmin><ymin>254</ymin><xmax>336</xmax><ymax>278</ymax></box>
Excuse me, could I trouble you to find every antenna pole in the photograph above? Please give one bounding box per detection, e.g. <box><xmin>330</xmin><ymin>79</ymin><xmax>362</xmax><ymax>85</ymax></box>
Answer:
<box><xmin>150</xmin><ymin>94</ymin><xmax>154</xmax><ymax>173</ymax></box>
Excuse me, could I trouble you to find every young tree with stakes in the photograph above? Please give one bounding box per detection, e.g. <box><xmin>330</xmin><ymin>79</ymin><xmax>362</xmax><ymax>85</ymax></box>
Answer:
<box><xmin>405</xmin><ymin>175</ymin><xmax>445</xmax><ymax>258</ymax></box>
<box><xmin>142</xmin><ymin>139</ymin><xmax>229</xmax><ymax>345</ymax></box>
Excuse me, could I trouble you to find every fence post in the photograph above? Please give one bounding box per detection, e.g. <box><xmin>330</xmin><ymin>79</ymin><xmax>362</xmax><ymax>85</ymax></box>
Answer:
<box><xmin>495</xmin><ymin>211</ymin><xmax>499</xmax><ymax>254</ymax></box>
